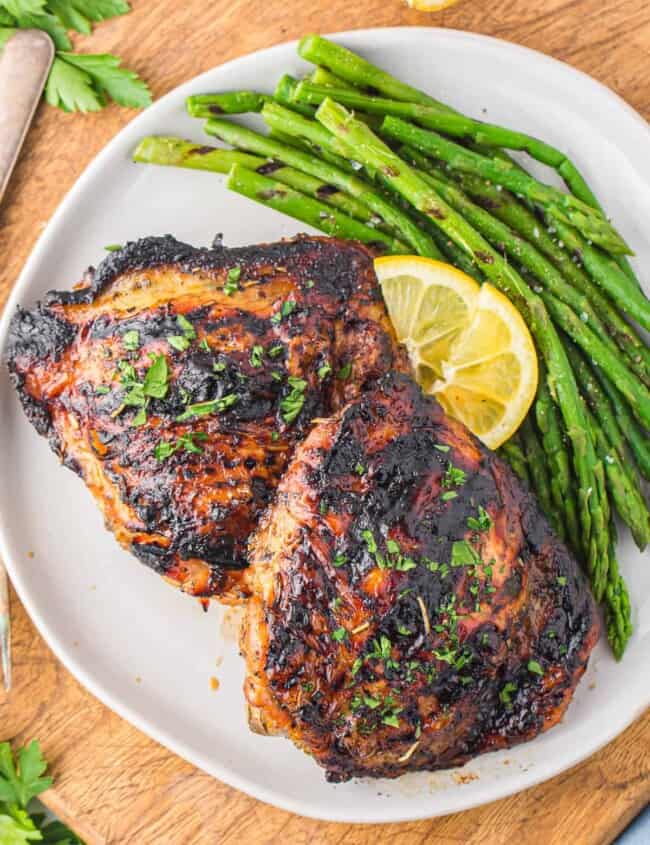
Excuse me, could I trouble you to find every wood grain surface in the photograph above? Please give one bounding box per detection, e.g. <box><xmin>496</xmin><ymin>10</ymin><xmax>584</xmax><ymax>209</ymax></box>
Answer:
<box><xmin>1</xmin><ymin>1</ymin><xmax>649</xmax><ymax>842</ymax></box>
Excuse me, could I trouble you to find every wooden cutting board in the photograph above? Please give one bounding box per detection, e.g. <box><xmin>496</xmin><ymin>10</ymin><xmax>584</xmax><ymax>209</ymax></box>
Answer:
<box><xmin>1</xmin><ymin>1</ymin><xmax>649</xmax><ymax>842</ymax></box>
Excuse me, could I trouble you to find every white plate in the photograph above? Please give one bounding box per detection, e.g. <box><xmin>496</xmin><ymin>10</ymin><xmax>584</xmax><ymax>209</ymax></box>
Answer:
<box><xmin>0</xmin><ymin>27</ymin><xmax>648</xmax><ymax>824</ymax></box>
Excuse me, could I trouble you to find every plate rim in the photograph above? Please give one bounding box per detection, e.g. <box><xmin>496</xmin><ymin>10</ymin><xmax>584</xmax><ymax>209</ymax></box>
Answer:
<box><xmin>0</xmin><ymin>25</ymin><xmax>649</xmax><ymax>824</ymax></box>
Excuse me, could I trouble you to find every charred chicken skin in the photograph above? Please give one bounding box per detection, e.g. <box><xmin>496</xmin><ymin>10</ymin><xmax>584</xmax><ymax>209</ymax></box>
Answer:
<box><xmin>6</xmin><ymin>235</ymin><xmax>407</xmax><ymax>600</ymax></box>
<box><xmin>242</xmin><ymin>373</ymin><xmax>599</xmax><ymax>781</ymax></box>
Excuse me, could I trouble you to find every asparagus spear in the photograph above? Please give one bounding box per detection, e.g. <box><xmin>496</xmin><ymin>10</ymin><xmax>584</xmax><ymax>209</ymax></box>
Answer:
<box><xmin>225</xmin><ymin>164</ymin><xmax>406</xmax><ymax>253</ymax></box>
<box><xmin>204</xmin><ymin>117</ymin><xmax>443</xmax><ymax>258</ymax></box>
<box><xmin>498</xmin><ymin>436</ymin><xmax>531</xmax><ymax>486</ymax></box>
<box><xmin>379</xmin><ymin>116</ymin><xmax>630</xmax><ymax>255</ymax></box>
<box><xmin>604</xmin><ymin>524</ymin><xmax>633</xmax><ymax>660</ymax></box>
<box><xmin>315</xmin><ymin>98</ymin><xmax>610</xmax><ymax>593</ymax></box>
<box><xmin>564</xmin><ymin>343</ymin><xmax>639</xmax><ymax>479</ymax></box>
<box><xmin>436</xmin><ymin>164</ymin><xmax>650</xmax><ymax>381</ymax></box>
<box><xmin>309</xmin><ymin>67</ymin><xmax>356</xmax><ymax>89</ymax></box>
<box><xmin>298</xmin><ymin>35</ymin><xmax>643</xmax><ymax>282</ymax></box>
<box><xmin>541</xmin><ymin>295</ymin><xmax>650</xmax><ymax>429</ymax></box>
<box><xmin>549</xmin><ymin>218</ymin><xmax>650</xmax><ymax>332</ymax></box>
<box><xmin>133</xmin><ymin>136</ymin><xmax>395</xmax><ymax>232</ymax></box>
<box><xmin>408</xmin><ymin>163</ymin><xmax>629</xmax><ymax>360</ymax></box>
<box><xmin>274</xmin><ymin>74</ymin><xmax>316</xmax><ymax>117</ymax></box>
<box><xmin>519</xmin><ymin>416</ymin><xmax>559</xmax><ymax>534</ymax></box>
<box><xmin>584</xmin><ymin>402</ymin><xmax>649</xmax><ymax>550</ymax></box>
<box><xmin>535</xmin><ymin>371</ymin><xmax>583</xmax><ymax>552</ymax></box>
<box><xmin>186</xmin><ymin>91</ymin><xmax>269</xmax><ymax>117</ymax></box>
<box><xmin>595</xmin><ymin>370</ymin><xmax>650</xmax><ymax>481</ymax></box>
<box><xmin>399</xmin><ymin>158</ymin><xmax>650</xmax><ymax>424</ymax></box>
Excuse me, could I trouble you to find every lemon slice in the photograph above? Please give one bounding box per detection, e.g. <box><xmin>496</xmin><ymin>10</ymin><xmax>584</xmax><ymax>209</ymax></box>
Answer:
<box><xmin>406</xmin><ymin>0</ymin><xmax>460</xmax><ymax>10</ymax></box>
<box><xmin>375</xmin><ymin>256</ymin><xmax>538</xmax><ymax>449</ymax></box>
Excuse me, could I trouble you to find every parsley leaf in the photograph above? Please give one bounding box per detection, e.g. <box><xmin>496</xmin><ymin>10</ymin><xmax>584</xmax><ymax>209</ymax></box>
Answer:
<box><xmin>55</xmin><ymin>52</ymin><xmax>151</xmax><ymax>108</ymax></box>
<box><xmin>47</xmin><ymin>0</ymin><xmax>129</xmax><ymax>35</ymax></box>
<box><xmin>142</xmin><ymin>353</ymin><xmax>168</xmax><ymax>399</ymax></box>
<box><xmin>280</xmin><ymin>376</ymin><xmax>306</xmax><ymax>424</ymax></box>
<box><xmin>0</xmin><ymin>740</ymin><xmax>52</xmax><ymax>808</ymax></box>
<box><xmin>331</xmin><ymin>627</ymin><xmax>347</xmax><ymax>642</ymax></box>
<box><xmin>0</xmin><ymin>0</ymin><xmax>45</xmax><ymax>15</ymax></box>
<box><xmin>45</xmin><ymin>55</ymin><xmax>100</xmax><ymax>111</ymax></box>
<box><xmin>528</xmin><ymin>659</ymin><xmax>544</xmax><ymax>676</ymax></box>
<box><xmin>337</xmin><ymin>361</ymin><xmax>352</xmax><ymax>380</ymax></box>
<box><xmin>451</xmin><ymin>540</ymin><xmax>481</xmax><ymax>568</ymax></box>
<box><xmin>176</xmin><ymin>393</ymin><xmax>238</xmax><ymax>422</ymax></box>
<box><xmin>250</xmin><ymin>345</ymin><xmax>264</xmax><ymax>368</ymax></box>
<box><xmin>122</xmin><ymin>329</ymin><xmax>139</xmax><ymax>351</ymax></box>
<box><xmin>167</xmin><ymin>335</ymin><xmax>190</xmax><ymax>352</ymax></box>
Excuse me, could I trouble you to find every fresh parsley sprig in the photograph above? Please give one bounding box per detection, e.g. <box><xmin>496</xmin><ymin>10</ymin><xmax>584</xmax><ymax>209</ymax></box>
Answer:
<box><xmin>0</xmin><ymin>0</ymin><xmax>151</xmax><ymax>113</ymax></box>
<box><xmin>0</xmin><ymin>739</ymin><xmax>85</xmax><ymax>844</ymax></box>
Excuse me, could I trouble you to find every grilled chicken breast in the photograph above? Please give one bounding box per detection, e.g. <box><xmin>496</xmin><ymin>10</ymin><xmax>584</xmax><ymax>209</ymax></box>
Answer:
<box><xmin>242</xmin><ymin>373</ymin><xmax>599</xmax><ymax>781</ymax></box>
<box><xmin>6</xmin><ymin>235</ymin><xmax>407</xmax><ymax>600</ymax></box>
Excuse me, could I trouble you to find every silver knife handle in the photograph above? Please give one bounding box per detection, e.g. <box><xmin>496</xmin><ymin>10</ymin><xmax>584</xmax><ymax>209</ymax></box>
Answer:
<box><xmin>0</xmin><ymin>29</ymin><xmax>54</xmax><ymax>204</ymax></box>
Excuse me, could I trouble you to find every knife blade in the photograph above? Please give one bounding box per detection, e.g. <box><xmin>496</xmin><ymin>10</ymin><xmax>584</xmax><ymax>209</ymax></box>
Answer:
<box><xmin>0</xmin><ymin>28</ymin><xmax>54</xmax><ymax>692</ymax></box>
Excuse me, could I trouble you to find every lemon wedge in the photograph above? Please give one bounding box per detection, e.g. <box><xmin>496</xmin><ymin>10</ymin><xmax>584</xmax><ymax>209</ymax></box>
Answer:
<box><xmin>375</xmin><ymin>255</ymin><xmax>538</xmax><ymax>449</ymax></box>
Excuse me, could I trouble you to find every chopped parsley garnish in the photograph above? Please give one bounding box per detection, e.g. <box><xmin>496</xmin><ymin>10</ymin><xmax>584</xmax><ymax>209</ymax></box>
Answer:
<box><xmin>451</xmin><ymin>540</ymin><xmax>482</xmax><ymax>568</ymax></box>
<box><xmin>318</xmin><ymin>362</ymin><xmax>332</xmax><ymax>380</ymax></box>
<box><xmin>199</xmin><ymin>338</ymin><xmax>210</xmax><ymax>352</ymax></box>
<box><xmin>434</xmin><ymin>443</ymin><xmax>450</xmax><ymax>453</ymax></box>
<box><xmin>556</xmin><ymin>576</ymin><xmax>567</xmax><ymax>586</ymax></box>
<box><xmin>382</xmin><ymin>714</ymin><xmax>400</xmax><ymax>728</ymax></box>
<box><xmin>443</xmin><ymin>463</ymin><xmax>467</xmax><ymax>488</ymax></box>
<box><xmin>104</xmin><ymin>243</ymin><xmax>122</xmax><ymax>252</ymax></box>
<box><xmin>271</xmin><ymin>298</ymin><xmax>296</xmax><ymax>324</ymax></box>
<box><xmin>213</xmin><ymin>361</ymin><xmax>226</xmax><ymax>373</ymax></box>
<box><xmin>363</xmin><ymin>695</ymin><xmax>381</xmax><ymax>709</ymax></box>
<box><xmin>176</xmin><ymin>314</ymin><xmax>196</xmax><ymax>339</ymax></box>
<box><xmin>332</xmin><ymin>552</ymin><xmax>347</xmax><ymax>568</ymax></box>
<box><xmin>361</xmin><ymin>530</ymin><xmax>377</xmax><ymax>555</ymax></box>
<box><xmin>154</xmin><ymin>432</ymin><xmax>208</xmax><ymax>461</ymax></box>
<box><xmin>368</xmin><ymin>635</ymin><xmax>392</xmax><ymax>661</ymax></box>
<box><xmin>351</xmin><ymin>657</ymin><xmax>363</xmax><ymax>676</ymax></box>
<box><xmin>354</xmin><ymin>463</ymin><xmax>365</xmax><ymax>476</ymax></box>
<box><xmin>441</xmin><ymin>490</ymin><xmax>457</xmax><ymax>501</ymax></box>
<box><xmin>280</xmin><ymin>376</ymin><xmax>307</xmax><ymax>423</ymax></box>
<box><xmin>250</xmin><ymin>345</ymin><xmax>264</xmax><ymax>367</ymax></box>
<box><xmin>268</xmin><ymin>344</ymin><xmax>284</xmax><ymax>358</ymax></box>
<box><xmin>527</xmin><ymin>659</ymin><xmax>544</xmax><ymax>676</ymax></box>
<box><xmin>331</xmin><ymin>627</ymin><xmax>347</xmax><ymax>642</ymax></box>
<box><xmin>499</xmin><ymin>682</ymin><xmax>517</xmax><ymax>707</ymax></box>
<box><xmin>95</xmin><ymin>385</ymin><xmax>110</xmax><ymax>395</ymax></box>
<box><xmin>305</xmin><ymin>279</ymin><xmax>315</xmax><ymax>289</ymax></box>
<box><xmin>337</xmin><ymin>361</ymin><xmax>352</xmax><ymax>380</ymax></box>
<box><xmin>271</xmin><ymin>431</ymin><xmax>279</xmax><ymax>442</ymax></box>
<box><xmin>176</xmin><ymin>393</ymin><xmax>238</xmax><ymax>422</ymax></box>
<box><xmin>467</xmin><ymin>506</ymin><xmax>493</xmax><ymax>533</ymax></box>
<box><xmin>319</xmin><ymin>500</ymin><xmax>329</xmax><ymax>516</ymax></box>
<box><xmin>397</xmin><ymin>625</ymin><xmax>412</xmax><ymax>636</ymax></box>
<box><xmin>122</xmin><ymin>329</ymin><xmax>140</xmax><ymax>351</ymax></box>
<box><xmin>112</xmin><ymin>352</ymin><xmax>169</xmax><ymax>426</ymax></box>
<box><xmin>271</xmin><ymin>370</ymin><xmax>283</xmax><ymax>381</ymax></box>
<box><xmin>168</xmin><ymin>335</ymin><xmax>190</xmax><ymax>352</ymax></box>
<box><xmin>224</xmin><ymin>266</ymin><xmax>241</xmax><ymax>295</ymax></box>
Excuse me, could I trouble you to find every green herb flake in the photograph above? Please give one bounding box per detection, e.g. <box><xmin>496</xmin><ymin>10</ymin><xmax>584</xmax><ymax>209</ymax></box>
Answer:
<box><xmin>319</xmin><ymin>500</ymin><xmax>329</xmax><ymax>516</ymax></box>
<box><xmin>122</xmin><ymin>329</ymin><xmax>140</xmax><ymax>351</ymax></box>
<box><xmin>527</xmin><ymin>659</ymin><xmax>544</xmax><ymax>676</ymax></box>
<box><xmin>467</xmin><ymin>506</ymin><xmax>493</xmax><ymax>533</ymax></box>
<box><xmin>556</xmin><ymin>576</ymin><xmax>567</xmax><ymax>586</ymax></box>
<box><xmin>104</xmin><ymin>243</ymin><xmax>122</xmax><ymax>252</ymax></box>
<box><xmin>132</xmin><ymin>406</ymin><xmax>147</xmax><ymax>427</ymax></box>
<box><xmin>199</xmin><ymin>338</ymin><xmax>210</xmax><ymax>352</ymax></box>
<box><xmin>318</xmin><ymin>362</ymin><xmax>332</xmax><ymax>380</ymax></box>
<box><xmin>331</xmin><ymin>627</ymin><xmax>347</xmax><ymax>642</ymax></box>
<box><xmin>271</xmin><ymin>298</ymin><xmax>296</xmax><ymax>324</ymax></box>
<box><xmin>434</xmin><ymin>443</ymin><xmax>450</xmax><ymax>453</ymax></box>
<box><xmin>337</xmin><ymin>361</ymin><xmax>352</xmax><ymax>380</ymax></box>
<box><xmin>168</xmin><ymin>334</ymin><xmax>190</xmax><ymax>352</ymax></box>
<box><xmin>451</xmin><ymin>540</ymin><xmax>481</xmax><ymax>568</ymax></box>
<box><xmin>305</xmin><ymin>279</ymin><xmax>315</xmax><ymax>289</ymax></box>
<box><xmin>443</xmin><ymin>463</ymin><xmax>467</xmax><ymax>488</ymax></box>
<box><xmin>176</xmin><ymin>393</ymin><xmax>238</xmax><ymax>422</ymax></box>
<box><xmin>271</xmin><ymin>431</ymin><xmax>280</xmax><ymax>442</ymax></box>
<box><xmin>441</xmin><ymin>490</ymin><xmax>457</xmax><ymax>501</ymax></box>
<box><xmin>363</xmin><ymin>695</ymin><xmax>381</xmax><ymax>710</ymax></box>
<box><xmin>361</xmin><ymin>530</ymin><xmax>377</xmax><ymax>555</ymax></box>
<box><xmin>354</xmin><ymin>463</ymin><xmax>366</xmax><ymax>476</ymax></box>
<box><xmin>95</xmin><ymin>384</ymin><xmax>110</xmax><ymax>395</ymax></box>
<box><xmin>280</xmin><ymin>376</ymin><xmax>307</xmax><ymax>423</ymax></box>
<box><xmin>332</xmin><ymin>552</ymin><xmax>347</xmax><ymax>568</ymax></box>
<box><xmin>250</xmin><ymin>345</ymin><xmax>264</xmax><ymax>368</ymax></box>
<box><xmin>382</xmin><ymin>714</ymin><xmax>400</xmax><ymax>728</ymax></box>
<box><xmin>268</xmin><ymin>344</ymin><xmax>284</xmax><ymax>358</ymax></box>
<box><xmin>351</xmin><ymin>657</ymin><xmax>363</xmax><ymax>677</ymax></box>
<box><xmin>213</xmin><ymin>361</ymin><xmax>226</xmax><ymax>373</ymax></box>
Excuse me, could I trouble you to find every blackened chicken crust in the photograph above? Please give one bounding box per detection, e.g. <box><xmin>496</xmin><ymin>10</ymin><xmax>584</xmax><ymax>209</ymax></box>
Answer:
<box><xmin>6</xmin><ymin>235</ymin><xmax>408</xmax><ymax>600</ymax></box>
<box><xmin>243</xmin><ymin>373</ymin><xmax>599</xmax><ymax>781</ymax></box>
